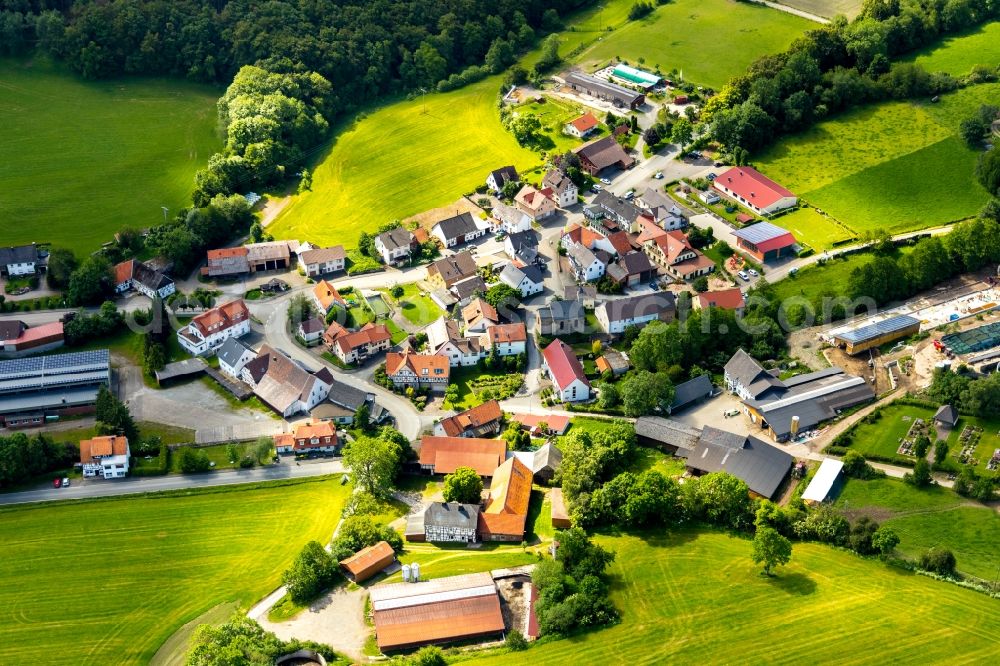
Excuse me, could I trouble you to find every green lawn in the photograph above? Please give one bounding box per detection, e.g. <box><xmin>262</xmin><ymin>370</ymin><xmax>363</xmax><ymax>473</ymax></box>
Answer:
<box><xmin>770</xmin><ymin>249</ymin><xmax>891</xmax><ymax>305</ymax></box>
<box><xmin>757</xmin><ymin>84</ymin><xmax>998</xmax><ymax>236</ymax></box>
<box><xmin>386</xmin><ymin>541</ymin><xmax>537</xmax><ymax>583</ymax></box>
<box><xmin>906</xmin><ymin>21</ymin><xmax>1000</xmax><ymax>76</ymax></box>
<box><xmin>575</xmin><ymin>0</ymin><xmax>812</xmax><ymax>90</ymax></box>
<box><xmin>267</xmin><ymin>75</ymin><xmax>539</xmax><ymax>249</ymax></box>
<box><xmin>0</xmin><ymin>56</ymin><xmax>220</xmax><ymax>257</ymax></box>
<box><xmin>0</xmin><ymin>477</ymin><xmax>351</xmax><ymax>665</ymax></box>
<box><xmin>774</xmin><ymin>206</ymin><xmax>855</xmax><ymax>251</ymax></box>
<box><xmin>835</xmin><ymin>403</ymin><xmax>938</xmax><ymax>464</ymax></box>
<box><xmin>473</xmin><ymin>530</ymin><xmax>1000</xmax><ymax>664</ymax></box>
<box><xmin>444</xmin><ymin>365</ymin><xmax>523</xmax><ymax>410</ymax></box>
<box><xmin>944</xmin><ymin>415</ymin><xmax>1000</xmax><ymax>475</ymax></box>
<box><xmin>388</xmin><ymin>284</ymin><xmax>443</xmax><ymax>327</ymax></box>
<box><xmin>836</xmin><ymin>478</ymin><xmax>1000</xmax><ymax>580</ymax></box>
<box><xmin>168</xmin><ymin>442</ymin><xmax>275</xmax><ymax>473</ymax></box>
<box><xmin>514</xmin><ymin>95</ymin><xmax>597</xmax><ymax>155</ymax></box>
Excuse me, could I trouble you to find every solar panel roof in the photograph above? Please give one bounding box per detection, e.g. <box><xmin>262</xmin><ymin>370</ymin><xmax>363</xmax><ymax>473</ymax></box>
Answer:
<box><xmin>731</xmin><ymin>221</ymin><xmax>791</xmax><ymax>244</ymax></box>
<box><xmin>835</xmin><ymin>315</ymin><xmax>920</xmax><ymax>344</ymax></box>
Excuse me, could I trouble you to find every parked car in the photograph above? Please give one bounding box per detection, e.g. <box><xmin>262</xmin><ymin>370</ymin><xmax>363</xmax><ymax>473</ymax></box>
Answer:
<box><xmin>592</xmin><ymin>184</ymin><xmax>603</xmax><ymax>192</ymax></box>
<box><xmin>747</xmin><ymin>268</ymin><xmax>759</xmax><ymax>277</ymax></box>
<box><xmin>624</xmin><ymin>191</ymin><xmax>635</xmax><ymax>200</ymax></box>
<box><xmin>62</xmin><ymin>477</ymin><xmax>70</xmax><ymax>487</ymax></box>
<box><xmin>738</xmin><ymin>271</ymin><xmax>750</xmax><ymax>281</ymax></box>
<box><xmin>53</xmin><ymin>478</ymin><xmax>62</xmax><ymax>488</ymax></box>
<box><xmin>600</xmin><ymin>177</ymin><xmax>611</xmax><ymax>185</ymax></box>
<box><xmin>714</xmin><ymin>161</ymin><xmax>724</xmax><ymax>167</ymax></box>
<box><xmin>648</xmin><ymin>281</ymin><xmax>660</xmax><ymax>291</ymax></box>
<box><xmin>789</xmin><ymin>267</ymin><xmax>799</xmax><ymax>276</ymax></box>
<box><xmin>707</xmin><ymin>172</ymin><xmax>717</xmax><ymax>181</ymax></box>
<box><xmin>654</xmin><ymin>171</ymin><xmax>664</xmax><ymax>179</ymax></box>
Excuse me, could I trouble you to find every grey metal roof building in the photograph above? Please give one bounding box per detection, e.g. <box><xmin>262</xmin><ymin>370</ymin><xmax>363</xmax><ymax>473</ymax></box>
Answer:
<box><xmin>0</xmin><ymin>349</ymin><xmax>111</xmax><ymax>420</ymax></box>
<box><xmin>687</xmin><ymin>426</ymin><xmax>793</xmax><ymax>498</ymax></box>
<box><xmin>670</xmin><ymin>374</ymin><xmax>714</xmax><ymax>413</ymax></box>
<box><xmin>597</xmin><ymin>292</ymin><xmax>675</xmax><ymax>325</ymax></box>
<box><xmin>634</xmin><ymin>416</ymin><xmax>700</xmax><ymax>455</ymax></box>
<box><xmin>434</xmin><ymin>212</ymin><xmax>479</xmax><ymax>243</ymax></box>
<box><xmin>731</xmin><ymin>221</ymin><xmax>793</xmax><ymax>245</ymax></box>
<box><xmin>216</xmin><ymin>337</ymin><xmax>253</xmax><ymax>370</ymax></box>
<box><xmin>563</xmin><ymin>72</ymin><xmax>645</xmax><ymax>109</ymax></box>
<box><xmin>832</xmin><ymin>314</ymin><xmax>921</xmax><ymax>355</ymax></box>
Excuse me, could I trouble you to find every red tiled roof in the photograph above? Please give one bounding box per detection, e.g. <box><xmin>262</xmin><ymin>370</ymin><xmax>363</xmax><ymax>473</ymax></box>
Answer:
<box><xmin>437</xmin><ymin>400</ymin><xmax>503</xmax><ymax>437</ymax></box>
<box><xmin>207</xmin><ymin>247</ymin><xmax>248</xmax><ymax>259</ymax></box>
<box><xmin>113</xmin><ymin>259</ymin><xmax>134</xmax><ymax>286</ymax></box>
<box><xmin>562</xmin><ymin>223</ymin><xmax>604</xmax><ymax>249</ymax></box>
<box><xmin>12</xmin><ymin>321</ymin><xmax>63</xmax><ymax>345</ymax></box>
<box><xmin>418</xmin><ymin>436</ymin><xmax>507</xmax><ymax>475</ymax></box>
<box><xmin>80</xmin><ymin>435</ymin><xmax>129</xmax><ymax>464</ymax></box>
<box><xmin>374</xmin><ymin>592</ymin><xmax>504</xmax><ymax>651</ymax></box>
<box><xmin>713</xmin><ymin>166</ymin><xmax>796</xmax><ymax>210</ymax></box>
<box><xmin>340</xmin><ymin>541</ymin><xmax>396</xmax><ymax>582</ymax></box>
<box><xmin>313</xmin><ymin>280</ymin><xmax>346</xmax><ymax>310</ymax></box>
<box><xmin>482</xmin><ymin>323</ymin><xmax>526</xmax><ymax>345</ymax></box>
<box><xmin>190</xmin><ymin>299</ymin><xmax>249</xmax><ymax>337</ymax></box>
<box><xmin>635</xmin><ymin>218</ymin><xmax>668</xmax><ymax>245</ymax></box>
<box><xmin>697</xmin><ymin>287</ymin><xmax>745</xmax><ymax>311</ymax></box>
<box><xmin>569</xmin><ymin>112</ymin><xmax>599</xmax><ymax>133</ymax></box>
<box><xmin>652</xmin><ymin>230</ymin><xmax>695</xmax><ymax>264</ymax></box>
<box><xmin>510</xmin><ymin>413</ymin><xmax>570</xmax><ymax>434</ymax></box>
<box><xmin>542</xmin><ymin>339</ymin><xmax>590</xmax><ymax>392</ymax></box>
<box><xmin>478</xmin><ymin>457</ymin><xmax>532</xmax><ymax>538</ymax></box>
<box><xmin>385</xmin><ymin>352</ymin><xmax>451</xmax><ymax>379</ymax></box>
<box><xmin>335</xmin><ymin>323</ymin><xmax>391</xmax><ymax>354</ymax></box>
<box><xmin>606</xmin><ymin>231</ymin><xmax>633</xmax><ymax>255</ymax></box>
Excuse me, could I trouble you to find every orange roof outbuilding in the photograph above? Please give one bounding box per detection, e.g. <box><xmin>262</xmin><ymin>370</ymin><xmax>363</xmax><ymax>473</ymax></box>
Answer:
<box><xmin>478</xmin><ymin>457</ymin><xmax>533</xmax><ymax>539</ymax></box>
<box><xmin>340</xmin><ymin>540</ymin><xmax>396</xmax><ymax>582</ymax></box>
<box><xmin>418</xmin><ymin>436</ymin><xmax>507</xmax><ymax>475</ymax></box>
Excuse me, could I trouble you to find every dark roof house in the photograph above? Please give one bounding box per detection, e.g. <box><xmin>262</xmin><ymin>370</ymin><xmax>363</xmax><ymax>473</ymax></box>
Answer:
<box><xmin>686</xmin><ymin>426</ymin><xmax>793</xmax><ymax>498</ymax></box>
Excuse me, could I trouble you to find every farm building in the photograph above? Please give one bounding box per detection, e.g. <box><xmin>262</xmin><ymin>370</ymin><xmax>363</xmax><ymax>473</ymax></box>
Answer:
<box><xmin>550</xmin><ymin>488</ymin><xmax>572</xmax><ymax>529</ymax></box>
<box><xmin>418</xmin><ymin>436</ymin><xmax>507</xmax><ymax>476</ymax></box>
<box><xmin>686</xmin><ymin>426</ymin><xmax>793</xmax><ymax>499</ymax></box>
<box><xmin>340</xmin><ymin>541</ymin><xmax>396</xmax><ymax>583</ymax></box>
<box><xmin>509</xmin><ymin>413</ymin><xmax>570</xmax><ymax>436</ymax></box>
<box><xmin>713</xmin><ymin>167</ymin><xmax>797</xmax><ymax>216</ymax></box>
<box><xmin>724</xmin><ymin>349</ymin><xmax>875</xmax><ymax>442</ymax></box>
<box><xmin>478</xmin><ymin>457</ymin><xmax>533</xmax><ymax>542</ymax></box>
<box><xmin>573</xmin><ymin>135</ymin><xmax>636</xmax><ymax>175</ymax></box>
<box><xmin>370</xmin><ymin>572</ymin><xmax>506</xmax><ymax>651</ymax></box>
<box><xmin>0</xmin><ymin>349</ymin><xmax>111</xmax><ymax>427</ymax></box>
<box><xmin>563</xmin><ymin>71</ymin><xmax>645</xmax><ymax>109</ymax></box>
<box><xmin>422</xmin><ymin>502</ymin><xmax>481</xmax><ymax>543</ymax></box>
<box><xmin>831</xmin><ymin>314</ymin><xmax>921</xmax><ymax>355</ymax></box>
<box><xmin>730</xmin><ymin>222</ymin><xmax>798</xmax><ymax>262</ymax></box>
<box><xmin>801</xmin><ymin>458</ymin><xmax>844</xmax><ymax>505</ymax></box>
<box><xmin>0</xmin><ymin>320</ymin><xmax>64</xmax><ymax>356</ymax></box>
<box><xmin>669</xmin><ymin>374</ymin><xmax>714</xmax><ymax>414</ymax></box>
<box><xmin>611</xmin><ymin>64</ymin><xmax>661</xmax><ymax>88</ymax></box>
<box><xmin>634</xmin><ymin>416</ymin><xmax>700</xmax><ymax>455</ymax></box>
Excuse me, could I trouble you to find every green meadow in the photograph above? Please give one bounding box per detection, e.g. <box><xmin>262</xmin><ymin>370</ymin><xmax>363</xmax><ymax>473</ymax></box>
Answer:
<box><xmin>575</xmin><ymin>0</ymin><xmax>812</xmax><ymax>90</ymax></box>
<box><xmin>771</xmin><ymin>0</ymin><xmax>864</xmax><ymax>19</ymax></box>
<box><xmin>473</xmin><ymin>530</ymin><xmax>1000</xmax><ymax>664</ymax></box>
<box><xmin>0</xmin><ymin>478</ymin><xmax>350</xmax><ymax>665</ymax></box>
<box><xmin>757</xmin><ymin>83</ymin><xmax>1000</xmax><ymax>235</ymax></box>
<box><xmin>0</xmin><ymin>57</ymin><xmax>220</xmax><ymax>256</ymax></box>
<box><xmin>906</xmin><ymin>21</ymin><xmax>1000</xmax><ymax>75</ymax></box>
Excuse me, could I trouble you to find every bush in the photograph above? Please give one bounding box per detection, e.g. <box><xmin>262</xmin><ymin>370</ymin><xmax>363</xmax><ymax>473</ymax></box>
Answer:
<box><xmin>177</xmin><ymin>447</ymin><xmax>211</xmax><ymax>473</ymax></box>
<box><xmin>282</xmin><ymin>541</ymin><xmax>340</xmax><ymax>605</ymax></box>
<box><xmin>919</xmin><ymin>547</ymin><xmax>957</xmax><ymax>577</ymax></box>
<box><xmin>505</xmin><ymin>630</ymin><xmax>529</xmax><ymax>651</ymax></box>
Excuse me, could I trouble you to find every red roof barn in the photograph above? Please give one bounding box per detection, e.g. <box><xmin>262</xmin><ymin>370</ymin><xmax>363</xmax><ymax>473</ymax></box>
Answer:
<box><xmin>731</xmin><ymin>221</ymin><xmax>798</xmax><ymax>262</ymax></box>
<box><xmin>712</xmin><ymin>166</ymin><xmax>797</xmax><ymax>216</ymax></box>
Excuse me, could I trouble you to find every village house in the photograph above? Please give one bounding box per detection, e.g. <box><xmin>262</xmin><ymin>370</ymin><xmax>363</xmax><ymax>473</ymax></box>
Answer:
<box><xmin>80</xmin><ymin>434</ymin><xmax>130</xmax><ymax>479</ymax></box>
<box><xmin>385</xmin><ymin>351</ymin><xmax>450</xmax><ymax>391</ymax></box>
<box><xmin>428</xmin><ymin>317</ymin><xmax>484</xmax><ymax>367</ymax></box>
<box><xmin>503</xmin><ymin>229</ymin><xmax>540</xmax><ymax>266</ymax></box>
<box><xmin>176</xmin><ymin>299</ymin><xmax>250</xmax><ymax>356</ymax></box>
<box><xmin>563</xmin><ymin>112</ymin><xmax>600</xmax><ymax>138</ymax></box>
<box><xmin>564</xmin><ymin>284</ymin><xmax>598</xmax><ymax>309</ymax></box>
<box><xmin>596</xmin><ymin>292</ymin><xmax>676</xmax><ymax>335</ymax></box>
<box><xmin>422</xmin><ymin>502</ymin><xmax>481</xmax><ymax>543</ymax></box>
<box><xmin>434</xmin><ymin>399</ymin><xmax>503</xmax><ymax>438</ymax></box>
<box><xmin>297</xmin><ymin>245</ymin><xmax>346</xmax><ymax>276</ymax></box>
<box><xmin>0</xmin><ymin>243</ymin><xmax>42</xmax><ymax>277</ymax></box>
<box><xmin>312</xmin><ymin>379</ymin><xmax>382</xmax><ymax>426</ymax></box>
<box><xmin>536</xmin><ymin>300</ymin><xmax>586</xmax><ymax>337</ymax></box>
<box><xmin>514</xmin><ymin>184</ymin><xmax>557</xmax><ymax>221</ymax></box>
<box><xmin>462</xmin><ymin>298</ymin><xmax>499</xmax><ymax>334</ymax></box>
<box><xmin>0</xmin><ymin>320</ymin><xmax>64</xmax><ymax>356</ymax></box>
<box><xmin>712</xmin><ymin>166</ymin><xmax>798</xmax><ymax>216</ymax></box>
<box><xmin>432</xmin><ymin>212</ymin><xmax>487</xmax><ymax>247</ymax></box>
<box><xmin>486</xmin><ymin>165</ymin><xmax>519</xmax><ymax>194</ymax></box>
<box><xmin>241</xmin><ymin>344</ymin><xmax>334</xmax><ymax>417</ymax></box>
<box><xmin>696</xmin><ymin>287</ymin><xmax>746</xmax><ymax>314</ymax></box>
<box><xmin>113</xmin><ymin>259</ymin><xmax>176</xmax><ymax>300</ymax></box>
<box><xmin>450</xmin><ymin>275</ymin><xmax>488</xmax><ymax>306</ymax></box>
<box><xmin>297</xmin><ymin>317</ymin><xmax>326</xmax><ymax>346</ymax></box>
<box><xmin>499</xmin><ymin>263</ymin><xmax>544</xmax><ymax>298</ymax></box>
<box><xmin>565</xmin><ymin>243</ymin><xmax>607</xmax><ymax>282</ymax></box>
<box><xmin>573</xmin><ymin>134</ymin><xmax>635</xmax><ymax>175</ymax></box>
<box><xmin>592</xmin><ymin>190</ymin><xmax>651</xmax><ymax>233</ymax></box>
<box><xmin>638</xmin><ymin>188</ymin><xmax>687</xmax><ymax>231</ymax></box>
<box><xmin>418</xmin><ymin>435</ymin><xmax>507</xmax><ymax>475</ymax></box>
<box><xmin>374</xmin><ymin>227</ymin><xmax>417</xmax><ymax>265</ymax></box>
<box><xmin>480</xmin><ymin>322</ymin><xmax>527</xmax><ymax>357</ymax></box>
<box><xmin>491</xmin><ymin>202</ymin><xmax>533</xmax><ymax>235</ymax></box>
<box><xmin>561</xmin><ymin>222</ymin><xmax>619</xmax><ymax>255</ymax></box>
<box><xmin>542</xmin><ymin>169</ymin><xmax>579</xmax><ymax>207</ymax></box>
<box><xmin>478</xmin><ymin>457</ymin><xmax>533</xmax><ymax>542</ymax></box>
<box><xmin>216</xmin><ymin>337</ymin><xmax>255</xmax><ymax>378</ymax></box>
<box><xmin>427</xmin><ymin>251</ymin><xmax>477</xmax><ymax>289</ymax></box>
<box><xmin>202</xmin><ymin>247</ymin><xmax>250</xmax><ymax>278</ymax></box>
<box><xmin>326</xmin><ymin>322</ymin><xmax>393</xmax><ymax>365</ymax></box>
<box><xmin>595</xmin><ymin>350</ymin><xmax>630</xmax><ymax>377</ymax></box>
<box><xmin>643</xmin><ymin>230</ymin><xmax>715</xmax><ymax>280</ymax></box>
<box><xmin>606</xmin><ymin>250</ymin><xmax>656</xmax><ymax>287</ymax></box>
<box><xmin>312</xmin><ymin>279</ymin><xmax>346</xmax><ymax>314</ymax></box>
<box><xmin>731</xmin><ymin>221</ymin><xmax>799</xmax><ymax>262</ymax></box>
<box><xmin>542</xmin><ymin>339</ymin><xmax>591</xmax><ymax>402</ymax></box>
<box><xmin>273</xmin><ymin>419</ymin><xmax>339</xmax><ymax>455</ymax></box>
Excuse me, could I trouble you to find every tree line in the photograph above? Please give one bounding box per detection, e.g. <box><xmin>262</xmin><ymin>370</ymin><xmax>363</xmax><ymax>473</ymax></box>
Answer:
<box><xmin>706</xmin><ymin>0</ymin><xmax>1000</xmax><ymax>152</ymax></box>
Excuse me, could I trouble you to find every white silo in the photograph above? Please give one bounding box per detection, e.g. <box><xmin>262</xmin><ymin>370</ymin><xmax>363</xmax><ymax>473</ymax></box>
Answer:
<box><xmin>411</xmin><ymin>562</ymin><xmax>420</xmax><ymax>582</ymax></box>
<box><xmin>790</xmin><ymin>416</ymin><xmax>800</xmax><ymax>438</ymax></box>
<box><xmin>401</xmin><ymin>564</ymin><xmax>411</xmax><ymax>582</ymax></box>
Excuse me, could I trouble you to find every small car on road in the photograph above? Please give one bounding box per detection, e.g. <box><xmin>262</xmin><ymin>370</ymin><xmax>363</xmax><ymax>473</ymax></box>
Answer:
<box><xmin>592</xmin><ymin>184</ymin><xmax>602</xmax><ymax>192</ymax></box>
<box><xmin>53</xmin><ymin>478</ymin><xmax>62</xmax><ymax>488</ymax></box>
<box><xmin>738</xmin><ymin>270</ymin><xmax>750</xmax><ymax>281</ymax></box>
<box><xmin>62</xmin><ymin>477</ymin><xmax>71</xmax><ymax>487</ymax></box>
<box><xmin>600</xmin><ymin>177</ymin><xmax>611</xmax><ymax>184</ymax></box>
<box><xmin>747</xmin><ymin>268</ymin><xmax>759</xmax><ymax>277</ymax></box>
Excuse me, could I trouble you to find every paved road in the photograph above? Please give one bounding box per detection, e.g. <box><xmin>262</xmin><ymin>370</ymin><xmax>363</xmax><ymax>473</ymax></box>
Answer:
<box><xmin>0</xmin><ymin>461</ymin><xmax>344</xmax><ymax>506</ymax></box>
<box><xmin>758</xmin><ymin>0</ymin><xmax>830</xmax><ymax>24</ymax></box>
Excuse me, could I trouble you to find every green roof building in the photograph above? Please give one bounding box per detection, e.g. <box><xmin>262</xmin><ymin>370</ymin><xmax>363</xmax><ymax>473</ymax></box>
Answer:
<box><xmin>611</xmin><ymin>64</ymin><xmax>661</xmax><ymax>89</ymax></box>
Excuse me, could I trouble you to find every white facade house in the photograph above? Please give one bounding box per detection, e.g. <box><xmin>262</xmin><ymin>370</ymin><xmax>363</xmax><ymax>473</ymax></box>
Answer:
<box><xmin>480</xmin><ymin>323</ymin><xmax>527</xmax><ymax>357</ymax></box>
<box><xmin>216</xmin><ymin>337</ymin><xmax>256</xmax><ymax>378</ymax></box>
<box><xmin>297</xmin><ymin>246</ymin><xmax>346</xmax><ymax>276</ymax></box>
<box><xmin>436</xmin><ymin>338</ymin><xmax>485</xmax><ymax>367</ymax></box>
<box><xmin>542</xmin><ymin>170</ymin><xmax>579</xmax><ymax>208</ymax></box>
<box><xmin>499</xmin><ymin>263</ymin><xmax>544</xmax><ymax>298</ymax></box>
<box><xmin>374</xmin><ymin>228</ymin><xmax>416</xmax><ymax>265</ymax></box>
<box><xmin>176</xmin><ymin>299</ymin><xmax>251</xmax><ymax>356</ymax></box>
<box><xmin>432</xmin><ymin>212</ymin><xmax>487</xmax><ymax>248</ymax></box>
<box><xmin>114</xmin><ymin>259</ymin><xmax>176</xmax><ymax>300</ymax></box>
<box><xmin>699</xmin><ymin>190</ymin><xmax>721</xmax><ymax>205</ymax></box>
<box><xmin>595</xmin><ymin>293</ymin><xmax>675</xmax><ymax>335</ymax></box>
<box><xmin>486</xmin><ymin>166</ymin><xmax>519</xmax><ymax>194</ymax></box>
<box><xmin>566</xmin><ymin>243</ymin><xmax>606</xmax><ymax>282</ymax></box>
<box><xmin>0</xmin><ymin>244</ymin><xmax>40</xmax><ymax>277</ymax></box>
<box><xmin>80</xmin><ymin>435</ymin><xmax>130</xmax><ymax>479</ymax></box>
<box><xmin>492</xmin><ymin>202</ymin><xmax>533</xmax><ymax>235</ymax></box>
<box><xmin>542</xmin><ymin>339</ymin><xmax>591</xmax><ymax>403</ymax></box>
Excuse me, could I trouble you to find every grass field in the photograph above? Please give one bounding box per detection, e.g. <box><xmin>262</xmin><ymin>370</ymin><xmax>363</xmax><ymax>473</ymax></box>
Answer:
<box><xmin>0</xmin><ymin>56</ymin><xmax>220</xmax><ymax>256</ymax></box>
<box><xmin>836</xmin><ymin>478</ymin><xmax>1000</xmax><ymax>580</ymax></box>
<box><xmin>0</xmin><ymin>477</ymin><xmax>351</xmax><ymax>665</ymax></box>
<box><xmin>838</xmin><ymin>403</ymin><xmax>938</xmax><ymax>464</ymax></box>
<box><xmin>906</xmin><ymin>22</ymin><xmax>1000</xmax><ymax>75</ymax></box>
<box><xmin>774</xmin><ymin>206</ymin><xmax>855</xmax><ymax>250</ymax></box>
<box><xmin>387</xmin><ymin>283</ymin><xmax>443</xmax><ymax>327</ymax></box>
<box><xmin>770</xmin><ymin>250</ymin><xmax>880</xmax><ymax>304</ymax></box>
<box><xmin>266</xmin><ymin>76</ymin><xmax>539</xmax><ymax>249</ymax></box>
<box><xmin>771</xmin><ymin>0</ymin><xmax>863</xmax><ymax>18</ymax></box>
<box><xmin>757</xmin><ymin>83</ymin><xmax>999</xmax><ymax>236</ymax></box>
<box><xmin>514</xmin><ymin>95</ymin><xmax>593</xmax><ymax>155</ymax></box>
<box><xmin>575</xmin><ymin>0</ymin><xmax>811</xmax><ymax>90</ymax></box>
<box><xmin>473</xmin><ymin>529</ymin><xmax>1000</xmax><ymax>664</ymax></box>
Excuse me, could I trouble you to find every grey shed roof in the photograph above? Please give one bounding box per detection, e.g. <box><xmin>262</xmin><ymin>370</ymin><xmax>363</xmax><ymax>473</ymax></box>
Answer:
<box><xmin>434</xmin><ymin>212</ymin><xmax>479</xmax><ymax>240</ymax></box>
<box><xmin>634</xmin><ymin>416</ymin><xmax>700</xmax><ymax>455</ymax></box>
<box><xmin>724</xmin><ymin>348</ymin><xmax>782</xmax><ymax>398</ymax></box>
<box><xmin>594</xmin><ymin>190</ymin><xmax>644</xmax><ymax>224</ymax></box>
<box><xmin>688</xmin><ymin>426</ymin><xmax>793</xmax><ymax>498</ymax></box>
<box><xmin>543</xmin><ymin>300</ymin><xmax>585</xmax><ymax>322</ymax></box>
<box><xmin>731</xmin><ymin>221</ymin><xmax>794</xmax><ymax>244</ymax></box>
<box><xmin>423</xmin><ymin>502</ymin><xmax>480</xmax><ymax>530</ymax></box>
<box><xmin>598</xmin><ymin>292</ymin><xmax>675</xmax><ymax>323</ymax></box>
<box><xmin>934</xmin><ymin>404</ymin><xmax>958</xmax><ymax>426</ymax></box>
<box><xmin>377</xmin><ymin>227</ymin><xmax>414</xmax><ymax>252</ymax></box>
<box><xmin>835</xmin><ymin>314</ymin><xmax>921</xmax><ymax>345</ymax></box>
<box><xmin>507</xmin><ymin>230</ymin><xmax>538</xmax><ymax>250</ymax></box>
<box><xmin>216</xmin><ymin>337</ymin><xmax>252</xmax><ymax>368</ymax></box>
<box><xmin>327</xmin><ymin>378</ymin><xmax>370</xmax><ymax>410</ymax></box>
<box><xmin>671</xmin><ymin>374</ymin><xmax>714</xmax><ymax>412</ymax></box>
<box><xmin>532</xmin><ymin>443</ymin><xmax>563</xmax><ymax>474</ymax></box>
<box><xmin>0</xmin><ymin>244</ymin><xmax>39</xmax><ymax>265</ymax></box>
